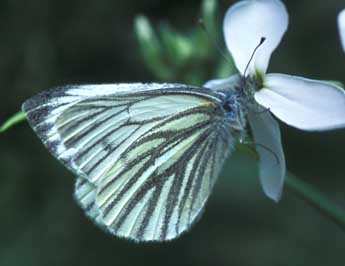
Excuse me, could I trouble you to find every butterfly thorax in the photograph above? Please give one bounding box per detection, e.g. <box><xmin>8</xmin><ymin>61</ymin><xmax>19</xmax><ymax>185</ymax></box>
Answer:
<box><xmin>209</xmin><ymin>74</ymin><xmax>261</xmax><ymax>139</ymax></box>
<box><xmin>219</xmin><ymin>76</ymin><xmax>250</xmax><ymax>134</ymax></box>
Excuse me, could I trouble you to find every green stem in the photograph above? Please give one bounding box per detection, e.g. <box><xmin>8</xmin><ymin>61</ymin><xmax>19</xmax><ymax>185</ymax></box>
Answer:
<box><xmin>238</xmin><ymin>144</ymin><xmax>345</xmax><ymax>230</ymax></box>
<box><xmin>285</xmin><ymin>173</ymin><xmax>345</xmax><ymax>230</ymax></box>
<box><xmin>0</xmin><ymin>111</ymin><xmax>26</xmax><ymax>133</ymax></box>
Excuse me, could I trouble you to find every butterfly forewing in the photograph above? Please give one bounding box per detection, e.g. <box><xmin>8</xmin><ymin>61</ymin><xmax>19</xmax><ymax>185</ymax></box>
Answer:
<box><xmin>23</xmin><ymin>83</ymin><xmax>235</xmax><ymax>241</ymax></box>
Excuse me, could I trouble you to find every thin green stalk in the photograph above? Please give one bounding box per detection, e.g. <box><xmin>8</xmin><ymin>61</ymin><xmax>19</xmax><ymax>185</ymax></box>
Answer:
<box><xmin>0</xmin><ymin>111</ymin><xmax>26</xmax><ymax>133</ymax></box>
<box><xmin>238</xmin><ymin>144</ymin><xmax>345</xmax><ymax>231</ymax></box>
<box><xmin>285</xmin><ymin>173</ymin><xmax>345</xmax><ymax>230</ymax></box>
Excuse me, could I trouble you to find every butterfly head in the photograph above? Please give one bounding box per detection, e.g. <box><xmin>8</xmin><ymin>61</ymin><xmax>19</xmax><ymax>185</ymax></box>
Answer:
<box><xmin>221</xmin><ymin>90</ymin><xmax>246</xmax><ymax>132</ymax></box>
<box><xmin>235</xmin><ymin>37</ymin><xmax>268</xmax><ymax>112</ymax></box>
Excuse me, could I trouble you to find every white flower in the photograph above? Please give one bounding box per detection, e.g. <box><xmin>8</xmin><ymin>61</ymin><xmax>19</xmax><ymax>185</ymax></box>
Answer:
<box><xmin>338</xmin><ymin>9</ymin><xmax>345</xmax><ymax>52</ymax></box>
<box><xmin>205</xmin><ymin>0</ymin><xmax>345</xmax><ymax>202</ymax></box>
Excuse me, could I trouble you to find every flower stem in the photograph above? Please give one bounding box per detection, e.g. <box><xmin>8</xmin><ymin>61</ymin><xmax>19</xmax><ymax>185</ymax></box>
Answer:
<box><xmin>0</xmin><ymin>111</ymin><xmax>26</xmax><ymax>133</ymax></box>
<box><xmin>285</xmin><ymin>173</ymin><xmax>345</xmax><ymax>231</ymax></box>
<box><xmin>238</xmin><ymin>144</ymin><xmax>345</xmax><ymax>231</ymax></box>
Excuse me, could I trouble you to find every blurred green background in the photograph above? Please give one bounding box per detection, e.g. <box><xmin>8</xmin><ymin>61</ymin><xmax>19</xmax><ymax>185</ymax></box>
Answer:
<box><xmin>1</xmin><ymin>0</ymin><xmax>345</xmax><ymax>265</ymax></box>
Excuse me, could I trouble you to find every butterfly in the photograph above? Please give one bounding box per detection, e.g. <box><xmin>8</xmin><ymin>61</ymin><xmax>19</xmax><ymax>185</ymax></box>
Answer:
<box><xmin>22</xmin><ymin>81</ymin><xmax>247</xmax><ymax>241</ymax></box>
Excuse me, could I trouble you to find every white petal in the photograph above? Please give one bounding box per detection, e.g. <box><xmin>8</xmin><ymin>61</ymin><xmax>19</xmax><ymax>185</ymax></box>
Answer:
<box><xmin>338</xmin><ymin>9</ymin><xmax>345</xmax><ymax>52</ymax></box>
<box><xmin>223</xmin><ymin>0</ymin><xmax>288</xmax><ymax>75</ymax></box>
<box><xmin>255</xmin><ymin>74</ymin><xmax>345</xmax><ymax>131</ymax></box>
<box><xmin>248</xmin><ymin>110</ymin><xmax>286</xmax><ymax>202</ymax></box>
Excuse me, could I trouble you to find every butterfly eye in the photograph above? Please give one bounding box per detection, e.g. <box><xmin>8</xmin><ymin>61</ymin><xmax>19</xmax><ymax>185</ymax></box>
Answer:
<box><xmin>223</xmin><ymin>100</ymin><xmax>233</xmax><ymax>112</ymax></box>
<box><xmin>223</xmin><ymin>95</ymin><xmax>237</xmax><ymax>113</ymax></box>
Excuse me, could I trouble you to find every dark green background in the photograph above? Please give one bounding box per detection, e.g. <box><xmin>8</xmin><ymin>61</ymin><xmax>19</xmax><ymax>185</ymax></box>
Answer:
<box><xmin>1</xmin><ymin>0</ymin><xmax>345</xmax><ymax>265</ymax></box>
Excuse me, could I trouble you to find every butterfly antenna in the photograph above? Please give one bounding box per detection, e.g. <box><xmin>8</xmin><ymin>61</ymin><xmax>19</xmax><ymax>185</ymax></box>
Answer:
<box><xmin>241</xmin><ymin>139</ymin><xmax>280</xmax><ymax>165</ymax></box>
<box><xmin>198</xmin><ymin>19</ymin><xmax>233</xmax><ymax>65</ymax></box>
<box><xmin>243</xmin><ymin>37</ymin><xmax>266</xmax><ymax>77</ymax></box>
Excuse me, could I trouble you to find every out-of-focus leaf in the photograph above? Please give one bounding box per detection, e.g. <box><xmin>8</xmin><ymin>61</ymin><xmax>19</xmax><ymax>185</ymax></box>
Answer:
<box><xmin>134</xmin><ymin>15</ymin><xmax>173</xmax><ymax>80</ymax></box>
<box><xmin>201</xmin><ymin>0</ymin><xmax>218</xmax><ymax>37</ymax></box>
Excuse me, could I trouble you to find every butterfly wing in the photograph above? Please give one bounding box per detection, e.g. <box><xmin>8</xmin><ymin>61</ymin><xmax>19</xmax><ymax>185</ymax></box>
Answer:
<box><xmin>23</xmin><ymin>83</ymin><xmax>235</xmax><ymax>241</ymax></box>
<box><xmin>74</xmin><ymin>177</ymin><xmax>107</xmax><ymax>230</ymax></box>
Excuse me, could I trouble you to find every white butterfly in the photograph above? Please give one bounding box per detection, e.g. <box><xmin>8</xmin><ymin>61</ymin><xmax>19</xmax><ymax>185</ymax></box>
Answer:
<box><xmin>22</xmin><ymin>0</ymin><xmax>345</xmax><ymax>242</ymax></box>
<box><xmin>23</xmin><ymin>83</ymin><xmax>236</xmax><ymax>241</ymax></box>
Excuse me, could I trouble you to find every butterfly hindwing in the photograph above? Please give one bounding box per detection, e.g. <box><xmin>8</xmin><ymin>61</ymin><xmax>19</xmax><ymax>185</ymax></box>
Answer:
<box><xmin>74</xmin><ymin>177</ymin><xmax>106</xmax><ymax>230</ymax></box>
<box><xmin>23</xmin><ymin>83</ymin><xmax>235</xmax><ymax>241</ymax></box>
